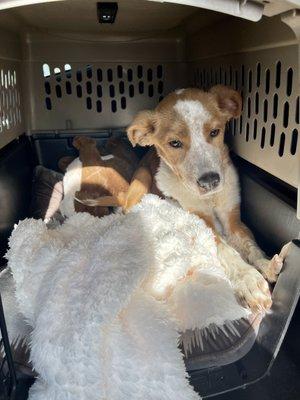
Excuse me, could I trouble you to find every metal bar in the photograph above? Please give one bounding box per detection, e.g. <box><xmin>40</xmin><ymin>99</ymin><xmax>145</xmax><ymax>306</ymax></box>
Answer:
<box><xmin>0</xmin><ymin>294</ymin><xmax>17</xmax><ymax>400</ymax></box>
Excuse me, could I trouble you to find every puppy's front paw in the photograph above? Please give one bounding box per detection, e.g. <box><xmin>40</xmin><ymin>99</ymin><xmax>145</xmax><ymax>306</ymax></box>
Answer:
<box><xmin>255</xmin><ymin>255</ymin><xmax>283</xmax><ymax>283</ymax></box>
<box><xmin>236</xmin><ymin>268</ymin><xmax>272</xmax><ymax>313</ymax></box>
<box><xmin>255</xmin><ymin>242</ymin><xmax>291</xmax><ymax>283</ymax></box>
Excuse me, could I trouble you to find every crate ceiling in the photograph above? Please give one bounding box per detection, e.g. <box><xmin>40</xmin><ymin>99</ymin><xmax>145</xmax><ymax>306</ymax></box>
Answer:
<box><xmin>0</xmin><ymin>0</ymin><xmax>225</xmax><ymax>35</ymax></box>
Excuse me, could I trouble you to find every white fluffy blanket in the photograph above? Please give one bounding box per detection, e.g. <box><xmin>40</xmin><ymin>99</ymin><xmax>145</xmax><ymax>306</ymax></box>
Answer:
<box><xmin>6</xmin><ymin>195</ymin><xmax>248</xmax><ymax>400</ymax></box>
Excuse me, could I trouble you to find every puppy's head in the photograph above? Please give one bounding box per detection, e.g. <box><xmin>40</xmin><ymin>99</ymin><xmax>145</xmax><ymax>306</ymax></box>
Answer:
<box><xmin>127</xmin><ymin>85</ymin><xmax>242</xmax><ymax>196</ymax></box>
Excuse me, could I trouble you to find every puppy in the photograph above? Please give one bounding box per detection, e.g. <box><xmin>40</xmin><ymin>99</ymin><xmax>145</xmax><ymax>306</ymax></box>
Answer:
<box><xmin>79</xmin><ymin>86</ymin><xmax>289</xmax><ymax>311</ymax></box>
<box><xmin>126</xmin><ymin>86</ymin><xmax>291</xmax><ymax>310</ymax></box>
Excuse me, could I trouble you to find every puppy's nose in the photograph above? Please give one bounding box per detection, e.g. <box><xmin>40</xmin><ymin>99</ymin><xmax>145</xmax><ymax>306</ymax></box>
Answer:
<box><xmin>197</xmin><ymin>172</ymin><xmax>220</xmax><ymax>190</ymax></box>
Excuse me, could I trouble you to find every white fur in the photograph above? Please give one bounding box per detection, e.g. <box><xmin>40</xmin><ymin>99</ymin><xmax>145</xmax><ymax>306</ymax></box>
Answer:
<box><xmin>60</xmin><ymin>157</ymin><xmax>82</xmax><ymax>217</ymax></box>
<box><xmin>174</xmin><ymin>100</ymin><xmax>223</xmax><ymax>193</ymax></box>
<box><xmin>60</xmin><ymin>155</ymin><xmax>115</xmax><ymax>218</ymax></box>
<box><xmin>156</xmin><ymin>159</ymin><xmax>240</xmax><ymax>219</ymax></box>
<box><xmin>6</xmin><ymin>195</ymin><xmax>248</xmax><ymax>400</ymax></box>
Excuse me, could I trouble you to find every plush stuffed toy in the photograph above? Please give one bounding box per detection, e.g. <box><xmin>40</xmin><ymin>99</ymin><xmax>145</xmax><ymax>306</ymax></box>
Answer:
<box><xmin>60</xmin><ymin>136</ymin><xmax>139</xmax><ymax>218</ymax></box>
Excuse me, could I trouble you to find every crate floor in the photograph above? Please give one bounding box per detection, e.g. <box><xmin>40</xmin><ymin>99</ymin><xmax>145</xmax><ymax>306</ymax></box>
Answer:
<box><xmin>217</xmin><ymin>303</ymin><xmax>300</xmax><ymax>400</ymax></box>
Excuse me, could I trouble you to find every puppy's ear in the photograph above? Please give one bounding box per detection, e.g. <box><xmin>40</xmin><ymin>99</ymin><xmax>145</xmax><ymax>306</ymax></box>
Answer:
<box><xmin>210</xmin><ymin>85</ymin><xmax>242</xmax><ymax>120</ymax></box>
<box><xmin>127</xmin><ymin>110</ymin><xmax>157</xmax><ymax>147</ymax></box>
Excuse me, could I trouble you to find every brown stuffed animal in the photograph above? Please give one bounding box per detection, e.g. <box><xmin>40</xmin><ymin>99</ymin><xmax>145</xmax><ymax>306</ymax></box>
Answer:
<box><xmin>76</xmin><ymin>146</ymin><xmax>162</xmax><ymax>213</ymax></box>
<box><xmin>72</xmin><ymin>136</ymin><xmax>138</xmax><ymax>217</ymax></box>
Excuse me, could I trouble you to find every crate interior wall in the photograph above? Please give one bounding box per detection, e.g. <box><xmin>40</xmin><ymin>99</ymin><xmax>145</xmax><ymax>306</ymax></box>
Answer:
<box><xmin>0</xmin><ymin>26</ymin><xmax>24</xmax><ymax>149</ymax></box>
<box><xmin>0</xmin><ymin>0</ymin><xmax>299</xmax><ymax>195</ymax></box>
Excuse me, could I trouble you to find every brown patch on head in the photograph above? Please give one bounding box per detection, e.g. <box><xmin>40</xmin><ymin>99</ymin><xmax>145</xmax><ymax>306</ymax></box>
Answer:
<box><xmin>127</xmin><ymin>110</ymin><xmax>157</xmax><ymax>147</ymax></box>
<box><xmin>209</xmin><ymin>85</ymin><xmax>242</xmax><ymax>120</ymax></box>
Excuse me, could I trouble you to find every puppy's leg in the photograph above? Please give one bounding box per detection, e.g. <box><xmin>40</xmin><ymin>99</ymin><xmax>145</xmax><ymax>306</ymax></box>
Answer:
<box><xmin>192</xmin><ymin>211</ymin><xmax>272</xmax><ymax>312</ymax></box>
<box><xmin>217</xmin><ymin>240</ymin><xmax>272</xmax><ymax>312</ymax></box>
<box><xmin>219</xmin><ymin>205</ymin><xmax>288</xmax><ymax>283</ymax></box>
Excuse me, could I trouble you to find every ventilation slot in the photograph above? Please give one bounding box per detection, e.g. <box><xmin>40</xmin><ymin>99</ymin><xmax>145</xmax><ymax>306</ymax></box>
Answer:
<box><xmin>255</xmin><ymin>92</ymin><xmax>259</xmax><ymax>114</ymax></box>
<box><xmin>248</xmin><ymin>70</ymin><xmax>252</xmax><ymax>92</ymax></box>
<box><xmin>291</xmin><ymin>129</ymin><xmax>298</xmax><ymax>155</ymax></box>
<box><xmin>246</xmin><ymin>123</ymin><xmax>250</xmax><ymax>142</ymax></box>
<box><xmin>45</xmin><ymin>97</ymin><xmax>52</xmax><ymax>110</ymax></box>
<box><xmin>273</xmin><ymin>94</ymin><xmax>278</xmax><ymax>118</ymax></box>
<box><xmin>109</xmin><ymin>85</ymin><xmax>115</xmax><ymax>98</ymax></box>
<box><xmin>278</xmin><ymin>133</ymin><xmax>285</xmax><ymax>157</ymax></box>
<box><xmin>55</xmin><ymin>85</ymin><xmax>62</xmax><ymax>98</ymax></box>
<box><xmin>263</xmin><ymin>100</ymin><xmax>268</xmax><ymax>122</ymax></box>
<box><xmin>261</xmin><ymin>127</ymin><xmax>266</xmax><ymax>149</ymax></box>
<box><xmin>96</xmin><ymin>100</ymin><xmax>102</xmax><ymax>113</ymax></box>
<box><xmin>147</xmin><ymin>69</ymin><xmax>153</xmax><ymax>82</ymax></box>
<box><xmin>77</xmin><ymin>71</ymin><xmax>82</xmax><ymax>82</ymax></box>
<box><xmin>66</xmin><ymin>81</ymin><xmax>72</xmax><ymax>95</ymax></box>
<box><xmin>127</xmin><ymin>69</ymin><xmax>133</xmax><ymax>82</ymax></box>
<box><xmin>129</xmin><ymin>85</ymin><xmax>134</xmax><ymax>98</ymax></box>
<box><xmin>117</xmin><ymin>65</ymin><xmax>123</xmax><ymax>79</ymax></box>
<box><xmin>107</xmin><ymin>69</ymin><xmax>113</xmax><ymax>82</ymax></box>
<box><xmin>119</xmin><ymin>81</ymin><xmax>125</xmax><ymax>95</ymax></box>
<box><xmin>86</xmin><ymin>97</ymin><xmax>92</xmax><ymax>110</ymax></box>
<box><xmin>148</xmin><ymin>84</ymin><xmax>154</xmax><ymax>97</ymax></box>
<box><xmin>86</xmin><ymin>81</ymin><xmax>92</xmax><ymax>95</ymax></box>
<box><xmin>137</xmin><ymin>65</ymin><xmax>143</xmax><ymax>79</ymax></box>
<box><xmin>97</xmin><ymin>85</ymin><xmax>102</xmax><ymax>98</ymax></box>
<box><xmin>45</xmin><ymin>82</ymin><xmax>51</xmax><ymax>95</ymax></box>
<box><xmin>253</xmin><ymin>119</ymin><xmax>257</xmax><ymax>140</ymax></box>
<box><xmin>86</xmin><ymin>66</ymin><xmax>92</xmax><ymax>79</ymax></box>
<box><xmin>270</xmin><ymin>124</ymin><xmax>275</xmax><ymax>147</ymax></box>
<box><xmin>97</xmin><ymin>69</ymin><xmax>103</xmax><ymax>82</ymax></box>
<box><xmin>111</xmin><ymin>100</ymin><xmax>117</xmax><ymax>113</ymax></box>
<box><xmin>283</xmin><ymin>102</ymin><xmax>289</xmax><ymax>128</ymax></box>
<box><xmin>139</xmin><ymin>81</ymin><xmax>144</xmax><ymax>94</ymax></box>
<box><xmin>275</xmin><ymin>61</ymin><xmax>281</xmax><ymax>88</ymax></box>
<box><xmin>121</xmin><ymin>97</ymin><xmax>126</xmax><ymax>110</ymax></box>
<box><xmin>296</xmin><ymin>97</ymin><xmax>299</xmax><ymax>124</ymax></box>
<box><xmin>265</xmin><ymin>69</ymin><xmax>270</xmax><ymax>94</ymax></box>
<box><xmin>286</xmin><ymin>68</ymin><xmax>293</xmax><ymax>96</ymax></box>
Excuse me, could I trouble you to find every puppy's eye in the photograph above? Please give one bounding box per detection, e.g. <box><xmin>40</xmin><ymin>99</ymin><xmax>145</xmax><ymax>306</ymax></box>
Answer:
<box><xmin>169</xmin><ymin>140</ymin><xmax>183</xmax><ymax>148</ymax></box>
<box><xmin>210</xmin><ymin>129</ymin><xmax>220</xmax><ymax>138</ymax></box>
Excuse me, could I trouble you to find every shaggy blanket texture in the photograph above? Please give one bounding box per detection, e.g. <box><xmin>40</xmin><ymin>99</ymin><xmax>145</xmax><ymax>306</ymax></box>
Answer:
<box><xmin>6</xmin><ymin>195</ymin><xmax>248</xmax><ymax>400</ymax></box>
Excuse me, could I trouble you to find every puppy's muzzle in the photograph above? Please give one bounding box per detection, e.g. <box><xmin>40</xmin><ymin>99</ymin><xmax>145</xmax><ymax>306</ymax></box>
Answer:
<box><xmin>197</xmin><ymin>172</ymin><xmax>220</xmax><ymax>191</ymax></box>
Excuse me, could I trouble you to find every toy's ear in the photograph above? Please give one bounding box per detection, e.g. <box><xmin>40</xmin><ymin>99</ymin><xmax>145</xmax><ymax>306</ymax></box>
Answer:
<box><xmin>127</xmin><ymin>110</ymin><xmax>157</xmax><ymax>147</ymax></box>
<box><xmin>210</xmin><ymin>85</ymin><xmax>242</xmax><ymax>120</ymax></box>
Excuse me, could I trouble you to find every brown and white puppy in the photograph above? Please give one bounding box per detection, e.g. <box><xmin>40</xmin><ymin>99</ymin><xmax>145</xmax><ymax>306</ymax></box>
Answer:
<box><xmin>126</xmin><ymin>86</ymin><xmax>289</xmax><ymax>311</ymax></box>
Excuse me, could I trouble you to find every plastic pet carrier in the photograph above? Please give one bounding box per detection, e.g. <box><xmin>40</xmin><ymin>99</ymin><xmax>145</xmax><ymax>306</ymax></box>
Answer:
<box><xmin>0</xmin><ymin>0</ymin><xmax>299</xmax><ymax>399</ymax></box>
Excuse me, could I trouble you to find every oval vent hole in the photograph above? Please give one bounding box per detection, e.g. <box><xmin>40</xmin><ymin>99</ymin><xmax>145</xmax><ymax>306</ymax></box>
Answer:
<box><xmin>287</xmin><ymin>68</ymin><xmax>293</xmax><ymax>96</ymax></box>
<box><xmin>86</xmin><ymin>97</ymin><xmax>92</xmax><ymax>110</ymax></box>
<box><xmin>278</xmin><ymin>133</ymin><xmax>285</xmax><ymax>157</ymax></box>
<box><xmin>275</xmin><ymin>61</ymin><xmax>281</xmax><ymax>88</ymax></box>
<box><xmin>291</xmin><ymin>129</ymin><xmax>298</xmax><ymax>155</ymax></box>
<box><xmin>261</xmin><ymin>127</ymin><xmax>266</xmax><ymax>149</ymax></box>
<box><xmin>270</xmin><ymin>123</ymin><xmax>275</xmax><ymax>147</ymax></box>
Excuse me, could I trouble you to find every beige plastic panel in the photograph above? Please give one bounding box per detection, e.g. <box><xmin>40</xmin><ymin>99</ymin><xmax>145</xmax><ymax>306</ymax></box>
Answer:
<box><xmin>28</xmin><ymin>61</ymin><xmax>186</xmax><ymax>131</ymax></box>
<box><xmin>190</xmin><ymin>45</ymin><xmax>299</xmax><ymax>188</ymax></box>
<box><xmin>0</xmin><ymin>29</ymin><xmax>24</xmax><ymax>149</ymax></box>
